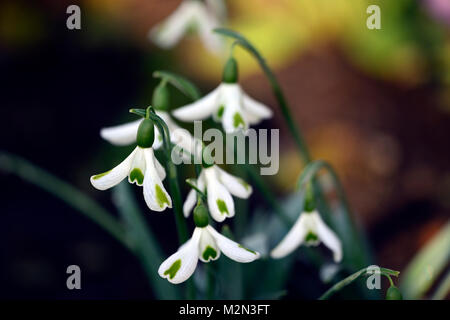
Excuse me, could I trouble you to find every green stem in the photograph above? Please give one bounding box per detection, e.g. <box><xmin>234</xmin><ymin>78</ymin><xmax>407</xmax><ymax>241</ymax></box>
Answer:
<box><xmin>319</xmin><ymin>267</ymin><xmax>400</xmax><ymax>300</ymax></box>
<box><xmin>149</xmin><ymin>111</ymin><xmax>189</xmax><ymax>243</ymax></box>
<box><xmin>149</xmin><ymin>111</ymin><xmax>194</xmax><ymax>299</ymax></box>
<box><xmin>0</xmin><ymin>151</ymin><xmax>131</xmax><ymax>250</ymax></box>
<box><xmin>214</xmin><ymin>28</ymin><xmax>311</xmax><ymax>163</ymax></box>
<box><xmin>243</xmin><ymin>164</ymin><xmax>292</xmax><ymax>226</ymax></box>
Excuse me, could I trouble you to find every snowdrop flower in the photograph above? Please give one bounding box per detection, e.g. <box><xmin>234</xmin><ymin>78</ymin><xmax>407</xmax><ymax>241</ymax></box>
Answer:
<box><xmin>159</xmin><ymin>205</ymin><xmax>259</xmax><ymax>284</ymax></box>
<box><xmin>149</xmin><ymin>0</ymin><xmax>224</xmax><ymax>53</ymax></box>
<box><xmin>100</xmin><ymin>84</ymin><xmax>199</xmax><ymax>158</ymax></box>
<box><xmin>90</xmin><ymin>118</ymin><xmax>172</xmax><ymax>212</ymax></box>
<box><xmin>270</xmin><ymin>185</ymin><xmax>342</xmax><ymax>262</ymax></box>
<box><xmin>172</xmin><ymin>57</ymin><xmax>273</xmax><ymax>134</ymax></box>
<box><xmin>270</xmin><ymin>210</ymin><xmax>342</xmax><ymax>262</ymax></box>
<box><xmin>183</xmin><ymin>162</ymin><xmax>252</xmax><ymax>222</ymax></box>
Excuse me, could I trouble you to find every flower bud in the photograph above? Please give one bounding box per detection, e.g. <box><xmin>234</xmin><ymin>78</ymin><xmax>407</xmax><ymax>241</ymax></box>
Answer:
<box><xmin>386</xmin><ymin>286</ymin><xmax>403</xmax><ymax>300</ymax></box>
<box><xmin>193</xmin><ymin>203</ymin><xmax>209</xmax><ymax>228</ymax></box>
<box><xmin>136</xmin><ymin>118</ymin><xmax>155</xmax><ymax>148</ymax></box>
<box><xmin>222</xmin><ymin>57</ymin><xmax>238</xmax><ymax>83</ymax></box>
<box><xmin>304</xmin><ymin>183</ymin><xmax>316</xmax><ymax>212</ymax></box>
<box><xmin>152</xmin><ymin>83</ymin><xmax>170</xmax><ymax>111</ymax></box>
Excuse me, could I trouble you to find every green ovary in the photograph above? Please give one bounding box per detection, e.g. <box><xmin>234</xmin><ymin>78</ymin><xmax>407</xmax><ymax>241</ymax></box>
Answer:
<box><xmin>216</xmin><ymin>199</ymin><xmax>229</xmax><ymax>215</ymax></box>
<box><xmin>164</xmin><ymin>259</ymin><xmax>181</xmax><ymax>279</ymax></box>
<box><xmin>155</xmin><ymin>184</ymin><xmax>170</xmax><ymax>208</ymax></box>
<box><xmin>129</xmin><ymin>168</ymin><xmax>144</xmax><ymax>185</ymax></box>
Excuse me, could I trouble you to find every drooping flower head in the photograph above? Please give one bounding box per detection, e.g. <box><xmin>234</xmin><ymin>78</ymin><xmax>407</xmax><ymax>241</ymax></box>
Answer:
<box><xmin>159</xmin><ymin>203</ymin><xmax>259</xmax><ymax>284</ymax></box>
<box><xmin>270</xmin><ymin>184</ymin><xmax>342</xmax><ymax>262</ymax></box>
<box><xmin>183</xmin><ymin>147</ymin><xmax>253</xmax><ymax>222</ymax></box>
<box><xmin>99</xmin><ymin>82</ymin><xmax>198</xmax><ymax>158</ymax></box>
<box><xmin>90</xmin><ymin>117</ymin><xmax>172</xmax><ymax>212</ymax></box>
<box><xmin>149</xmin><ymin>0</ymin><xmax>225</xmax><ymax>53</ymax></box>
<box><xmin>172</xmin><ymin>57</ymin><xmax>273</xmax><ymax>134</ymax></box>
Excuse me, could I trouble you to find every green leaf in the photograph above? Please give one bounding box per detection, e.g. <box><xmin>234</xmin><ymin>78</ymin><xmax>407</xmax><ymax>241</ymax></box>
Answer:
<box><xmin>113</xmin><ymin>182</ymin><xmax>179</xmax><ymax>299</ymax></box>
<box><xmin>400</xmin><ymin>222</ymin><xmax>450</xmax><ymax>299</ymax></box>
<box><xmin>0</xmin><ymin>151</ymin><xmax>131</xmax><ymax>250</ymax></box>
<box><xmin>319</xmin><ymin>266</ymin><xmax>400</xmax><ymax>300</ymax></box>
<box><xmin>153</xmin><ymin>70</ymin><xmax>201</xmax><ymax>101</ymax></box>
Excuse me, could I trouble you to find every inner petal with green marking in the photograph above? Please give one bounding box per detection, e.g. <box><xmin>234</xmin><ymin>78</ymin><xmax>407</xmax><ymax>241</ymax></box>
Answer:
<box><xmin>164</xmin><ymin>259</ymin><xmax>181</xmax><ymax>280</ymax></box>
<box><xmin>155</xmin><ymin>184</ymin><xmax>170</xmax><ymax>208</ymax></box>
<box><xmin>216</xmin><ymin>199</ymin><xmax>229</xmax><ymax>215</ymax></box>
<box><xmin>233</xmin><ymin>112</ymin><xmax>245</xmax><ymax>128</ymax></box>
<box><xmin>305</xmin><ymin>232</ymin><xmax>319</xmax><ymax>244</ymax></box>
<box><xmin>202</xmin><ymin>246</ymin><xmax>218</xmax><ymax>261</ymax></box>
<box><xmin>129</xmin><ymin>168</ymin><xmax>144</xmax><ymax>185</ymax></box>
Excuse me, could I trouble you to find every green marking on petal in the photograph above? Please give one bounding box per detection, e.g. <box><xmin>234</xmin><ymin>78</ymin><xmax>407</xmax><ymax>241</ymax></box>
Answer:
<box><xmin>129</xmin><ymin>168</ymin><xmax>144</xmax><ymax>185</ymax></box>
<box><xmin>305</xmin><ymin>232</ymin><xmax>319</xmax><ymax>243</ymax></box>
<box><xmin>202</xmin><ymin>246</ymin><xmax>217</xmax><ymax>261</ymax></box>
<box><xmin>157</xmin><ymin>134</ymin><xmax>162</xmax><ymax>142</ymax></box>
<box><xmin>216</xmin><ymin>199</ymin><xmax>229</xmax><ymax>215</ymax></box>
<box><xmin>238</xmin><ymin>244</ymin><xmax>256</xmax><ymax>254</ymax></box>
<box><xmin>164</xmin><ymin>259</ymin><xmax>181</xmax><ymax>280</ymax></box>
<box><xmin>217</xmin><ymin>105</ymin><xmax>225</xmax><ymax>118</ymax></box>
<box><xmin>233</xmin><ymin>112</ymin><xmax>245</xmax><ymax>128</ymax></box>
<box><xmin>155</xmin><ymin>184</ymin><xmax>170</xmax><ymax>208</ymax></box>
<box><xmin>238</xmin><ymin>179</ymin><xmax>250</xmax><ymax>190</ymax></box>
<box><xmin>92</xmin><ymin>170</ymin><xmax>111</xmax><ymax>180</ymax></box>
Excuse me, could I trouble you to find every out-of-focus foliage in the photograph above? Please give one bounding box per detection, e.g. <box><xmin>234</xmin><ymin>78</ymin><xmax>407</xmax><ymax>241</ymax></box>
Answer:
<box><xmin>400</xmin><ymin>222</ymin><xmax>450</xmax><ymax>299</ymax></box>
<box><xmin>179</xmin><ymin>0</ymin><xmax>450</xmax><ymax>97</ymax></box>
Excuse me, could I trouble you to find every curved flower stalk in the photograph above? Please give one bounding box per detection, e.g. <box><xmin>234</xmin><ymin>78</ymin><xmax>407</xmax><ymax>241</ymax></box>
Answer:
<box><xmin>270</xmin><ymin>185</ymin><xmax>342</xmax><ymax>263</ymax></box>
<box><xmin>101</xmin><ymin>111</ymin><xmax>196</xmax><ymax>154</ymax></box>
<box><xmin>149</xmin><ymin>0</ymin><xmax>225</xmax><ymax>53</ymax></box>
<box><xmin>90</xmin><ymin>118</ymin><xmax>172</xmax><ymax>212</ymax></box>
<box><xmin>100</xmin><ymin>83</ymin><xmax>199</xmax><ymax>158</ymax></box>
<box><xmin>183</xmin><ymin>162</ymin><xmax>252</xmax><ymax>222</ymax></box>
<box><xmin>172</xmin><ymin>57</ymin><xmax>273</xmax><ymax>134</ymax></box>
<box><xmin>159</xmin><ymin>204</ymin><xmax>259</xmax><ymax>284</ymax></box>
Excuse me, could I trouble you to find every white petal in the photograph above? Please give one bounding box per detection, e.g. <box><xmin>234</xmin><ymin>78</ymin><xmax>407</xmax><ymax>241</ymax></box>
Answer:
<box><xmin>242</xmin><ymin>92</ymin><xmax>273</xmax><ymax>123</ymax></box>
<box><xmin>270</xmin><ymin>213</ymin><xmax>308</xmax><ymax>259</ymax></box>
<box><xmin>207</xmin><ymin>226</ymin><xmax>259</xmax><ymax>263</ymax></box>
<box><xmin>220</xmin><ymin>84</ymin><xmax>248</xmax><ymax>133</ymax></box>
<box><xmin>153</xmin><ymin>152</ymin><xmax>166</xmax><ymax>181</ymax></box>
<box><xmin>196</xmin><ymin>6</ymin><xmax>223</xmax><ymax>53</ymax></box>
<box><xmin>153</xmin><ymin>127</ymin><xmax>164</xmax><ymax>150</ymax></box>
<box><xmin>142</xmin><ymin>148</ymin><xmax>172</xmax><ymax>211</ymax></box>
<box><xmin>149</xmin><ymin>1</ymin><xmax>194</xmax><ymax>49</ymax></box>
<box><xmin>100</xmin><ymin>119</ymin><xmax>141</xmax><ymax>146</ymax></box>
<box><xmin>198</xmin><ymin>228</ymin><xmax>221</xmax><ymax>262</ymax></box>
<box><xmin>158</xmin><ymin>228</ymin><xmax>201</xmax><ymax>284</ymax></box>
<box><xmin>205</xmin><ymin>167</ymin><xmax>235</xmax><ymax>222</ymax></box>
<box><xmin>172</xmin><ymin>86</ymin><xmax>220</xmax><ymax>122</ymax></box>
<box><xmin>183</xmin><ymin>171</ymin><xmax>206</xmax><ymax>217</ymax></box>
<box><xmin>128</xmin><ymin>147</ymin><xmax>146</xmax><ymax>186</ymax></box>
<box><xmin>312</xmin><ymin>211</ymin><xmax>343</xmax><ymax>262</ymax></box>
<box><xmin>215</xmin><ymin>166</ymin><xmax>252</xmax><ymax>198</ymax></box>
<box><xmin>90</xmin><ymin>148</ymin><xmax>136</xmax><ymax>190</ymax></box>
<box><xmin>183</xmin><ymin>188</ymin><xmax>197</xmax><ymax>218</ymax></box>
